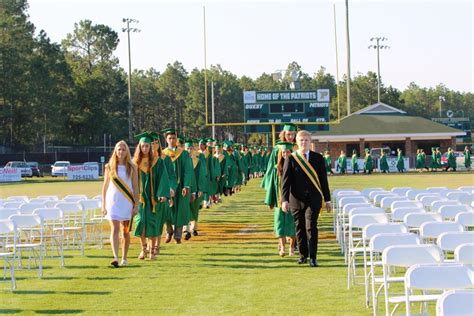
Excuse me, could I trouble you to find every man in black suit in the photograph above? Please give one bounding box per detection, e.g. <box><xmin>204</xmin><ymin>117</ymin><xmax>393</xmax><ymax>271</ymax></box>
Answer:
<box><xmin>281</xmin><ymin>130</ymin><xmax>331</xmax><ymax>267</ymax></box>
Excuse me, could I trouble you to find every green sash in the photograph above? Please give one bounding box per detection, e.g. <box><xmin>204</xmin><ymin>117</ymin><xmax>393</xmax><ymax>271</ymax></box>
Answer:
<box><xmin>291</xmin><ymin>151</ymin><xmax>324</xmax><ymax>200</ymax></box>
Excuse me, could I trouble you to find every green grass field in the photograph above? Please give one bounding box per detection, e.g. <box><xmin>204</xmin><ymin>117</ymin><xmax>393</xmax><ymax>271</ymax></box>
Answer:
<box><xmin>0</xmin><ymin>172</ymin><xmax>472</xmax><ymax>315</ymax></box>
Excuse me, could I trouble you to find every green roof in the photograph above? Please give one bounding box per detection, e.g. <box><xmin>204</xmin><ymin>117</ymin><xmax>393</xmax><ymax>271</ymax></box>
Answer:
<box><xmin>317</xmin><ymin>114</ymin><xmax>464</xmax><ymax>136</ymax></box>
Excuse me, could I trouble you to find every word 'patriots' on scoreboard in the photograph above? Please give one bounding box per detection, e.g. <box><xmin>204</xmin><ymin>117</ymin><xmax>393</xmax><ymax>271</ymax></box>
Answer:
<box><xmin>243</xmin><ymin>90</ymin><xmax>330</xmax><ymax>133</ymax></box>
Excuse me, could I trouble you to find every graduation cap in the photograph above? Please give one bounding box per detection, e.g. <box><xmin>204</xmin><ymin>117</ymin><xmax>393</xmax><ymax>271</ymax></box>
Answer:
<box><xmin>199</xmin><ymin>138</ymin><xmax>207</xmax><ymax>145</ymax></box>
<box><xmin>207</xmin><ymin>138</ymin><xmax>216</xmax><ymax>143</ymax></box>
<box><xmin>150</xmin><ymin>132</ymin><xmax>159</xmax><ymax>141</ymax></box>
<box><xmin>178</xmin><ymin>133</ymin><xmax>185</xmax><ymax>142</ymax></box>
<box><xmin>135</xmin><ymin>131</ymin><xmax>154</xmax><ymax>144</ymax></box>
<box><xmin>223</xmin><ymin>140</ymin><xmax>233</xmax><ymax>148</ymax></box>
<box><xmin>185</xmin><ymin>139</ymin><xmax>194</xmax><ymax>148</ymax></box>
<box><xmin>365</xmin><ymin>148</ymin><xmax>370</xmax><ymax>152</ymax></box>
<box><xmin>277</xmin><ymin>141</ymin><xmax>294</xmax><ymax>151</ymax></box>
<box><xmin>161</xmin><ymin>128</ymin><xmax>177</xmax><ymax>136</ymax></box>
<box><xmin>215</xmin><ymin>143</ymin><xmax>222</xmax><ymax>149</ymax></box>
<box><xmin>282</xmin><ymin>123</ymin><xmax>298</xmax><ymax>132</ymax></box>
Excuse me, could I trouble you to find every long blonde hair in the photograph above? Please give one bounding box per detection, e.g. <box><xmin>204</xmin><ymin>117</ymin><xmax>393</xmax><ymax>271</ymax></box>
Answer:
<box><xmin>133</xmin><ymin>141</ymin><xmax>154</xmax><ymax>172</ymax></box>
<box><xmin>107</xmin><ymin>140</ymin><xmax>135</xmax><ymax>178</ymax></box>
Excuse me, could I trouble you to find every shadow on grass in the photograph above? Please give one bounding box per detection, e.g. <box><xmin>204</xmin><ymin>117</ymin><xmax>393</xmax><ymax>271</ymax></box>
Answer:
<box><xmin>205</xmin><ymin>252</ymin><xmax>276</xmax><ymax>257</ymax></box>
<box><xmin>0</xmin><ymin>309</ymin><xmax>22</xmax><ymax>314</ymax></box>
<box><xmin>86</xmin><ymin>276</ymin><xmax>126</xmax><ymax>280</ymax></box>
<box><xmin>63</xmin><ymin>291</ymin><xmax>110</xmax><ymax>295</ymax></box>
<box><xmin>203</xmin><ymin>258</ymin><xmax>287</xmax><ymax>264</ymax></box>
<box><xmin>64</xmin><ymin>265</ymin><xmax>99</xmax><ymax>269</ymax></box>
<box><xmin>202</xmin><ymin>263</ymin><xmax>297</xmax><ymax>269</ymax></box>
<box><xmin>41</xmin><ymin>276</ymin><xmax>75</xmax><ymax>280</ymax></box>
<box><xmin>14</xmin><ymin>290</ymin><xmax>56</xmax><ymax>295</ymax></box>
<box><xmin>34</xmin><ymin>309</ymin><xmax>83</xmax><ymax>314</ymax></box>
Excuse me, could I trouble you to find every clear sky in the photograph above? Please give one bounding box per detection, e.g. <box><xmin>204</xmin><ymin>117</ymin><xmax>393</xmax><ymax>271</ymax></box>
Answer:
<box><xmin>27</xmin><ymin>0</ymin><xmax>473</xmax><ymax>92</ymax></box>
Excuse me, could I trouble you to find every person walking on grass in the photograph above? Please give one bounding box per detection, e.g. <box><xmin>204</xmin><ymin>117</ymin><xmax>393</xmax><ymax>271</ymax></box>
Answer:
<box><xmin>337</xmin><ymin>151</ymin><xmax>347</xmax><ymax>175</ymax></box>
<box><xmin>444</xmin><ymin>147</ymin><xmax>457</xmax><ymax>172</ymax></box>
<box><xmin>133</xmin><ymin>132</ymin><xmax>171</xmax><ymax>260</ymax></box>
<box><xmin>396</xmin><ymin>148</ymin><xmax>405</xmax><ymax>173</ymax></box>
<box><xmin>464</xmin><ymin>146</ymin><xmax>471</xmax><ymax>171</ymax></box>
<box><xmin>351</xmin><ymin>150</ymin><xmax>359</xmax><ymax>174</ymax></box>
<box><xmin>102</xmin><ymin>140</ymin><xmax>139</xmax><ymax>267</ymax></box>
<box><xmin>379</xmin><ymin>151</ymin><xmax>389</xmax><ymax>173</ymax></box>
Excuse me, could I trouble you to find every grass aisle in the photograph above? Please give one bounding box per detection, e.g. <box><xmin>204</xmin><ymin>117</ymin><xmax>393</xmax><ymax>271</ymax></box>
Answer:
<box><xmin>1</xmin><ymin>172</ymin><xmax>471</xmax><ymax>315</ymax></box>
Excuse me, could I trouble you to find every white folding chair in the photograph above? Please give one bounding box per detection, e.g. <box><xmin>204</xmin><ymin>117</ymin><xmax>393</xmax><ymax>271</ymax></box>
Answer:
<box><xmin>420</xmin><ymin>195</ymin><xmax>446</xmax><ymax>210</ymax></box>
<box><xmin>391</xmin><ymin>187</ymin><xmax>414</xmax><ymax>197</ymax></box>
<box><xmin>0</xmin><ymin>219</ymin><xmax>16</xmax><ymax>290</ymax></box>
<box><xmin>55</xmin><ymin>202</ymin><xmax>86</xmax><ymax>256</ymax></box>
<box><xmin>436</xmin><ymin>289</ymin><xmax>474</xmax><ymax>316</ymax></box>
<box><xmin>381</xmin><ymin>196</ymin><xmax>409</xmax><ymax>210</ymax></box>
<box><xmin>456</xmin><ymin>212</ymin><xmax>474</xmax><ymax>231</ymax></box>
<box><xmin>6</xmin><ymin>196</ymin><xmax>29</xmax><ymax>203</ymax></box>
<box><xmin>420</xmin><ymin>222</ymin><xmax>464</xmax><ymax>243</ymax></box>
<box><xmin>0</xmin><ymin>208</ymin><xmax>20</xmax><ymax>220</ymax></box>
<box><xmin>78</xmin><ymin>199</ymin><xmax>104</xmax><ymax>248</ymax></box>
<box><xmin>406</xmin><ymin>189</ymin><xmax>428</xmax><ymax>200</ymax></box>
<box><xmin>333</xmin><ymin>190</ymin><xmax>361</xmax><ymax>235</ymax></box>
<box><xmin>374</xmin><ymin>193</ymin><xmax>398</xmax><ymax>206</ymax></box>
<box><xmin>361</xmin><ymin>223</ymin><xmax>408</xmax><ymax>307</ymax></box>
<box><xmin>405</xmin><ymin>264</ymin><xmax>474</xmax><ymax>316</ymax></box>
<box><xmin>440</xmin><ymin>205</ymin><xmax>473</xmax><ymax>221</ymax></box>
<box><xmin>32</xmin><ymin>208</ymin><xmax>64</xmax><ymax>267</ymax></box>
<box><xmin>404</xmin><ymin>212</ymin><xmax>442</xmax><ymax>232</ymax></box>
<box><xmin>454</xmin><ymin>243</ymin><xmax>474</xmax><ymax>265</ymax></box>
<box><xmin>2</xmin><ymin>202</ymin><xmax>23</xmax><ymax>209</ymax></box>
<box><xmin>369</xmin><ymin>190</ymin><xmax>390</xmax><ymax>201</ymax></box>
<box><xmin>391</xmin><ymin>207</ymin><xmax>425</xmax><ymax>222</ymax></box>
<box><xmin>447</xmin><ymin>192</ymin><xmax>473</xmax><ymax>205</ymax></box>
<box><xmin>338</xmin><ymin>202</ymin><xmax>375</xmax><ymax>250</ymax></box>
<box><xmin>437</xmin><ymin>232</ymin><xmax>474</xmax><ymax>261</ymax></box>
<box><xmin>391</xmin><ymin>200</ymin><xmax>423</xmax><ymax>211</ymax></box>
<box><xmin>347</xmin><ymin>213</ymin><xmax>388</xmax><ymax>288</ymax></box>
<box><xmin>432</xmin><ymin>200</ymin><xmax>462</xmax><ymax>213</ymax></box>
<box><xmin>415</xmin><ymin>193</ymin><xmax>440</xmax><ymax>201</ymax></box>
<box><xmin>37</xmin><ymin>195</ymin><xmax>59</xmax><ymax>201</ymax></box>
<box><xmin>7</xmin><ymin>215</ymin><xmax>44</xmax><ymax>278</ymax></box>
<box><xmin>362</xmin><ymin>188</ymin><xmax>385</xmax><ymax>198</ymax></box>
<box><xmin>63</xmin><ymin>196</ymin><xmax>87</xmax><ymax>203</ymax></box>
<box><xmin>28</xmin><ymin>198</ymin><xmax>50</xmax><ymax>204</ymax></box>
<box><xmin>382</xmin><ymin>244</ymin><xmax>444</xmax><ymax>316</ymax></box>
<box><xmin>458</xmin><ymin>186</ymin><xmax>474</xmax><ymax>193</ymax></box>
<box><xmin>19</xmin><ymin>202</ymin><xmax>47</xmax><ymax>215</ymax></box>
<box><xmin>369</xmin><ymin>233</ymin><xmax>420</xmax><ymax>315</ymax></box>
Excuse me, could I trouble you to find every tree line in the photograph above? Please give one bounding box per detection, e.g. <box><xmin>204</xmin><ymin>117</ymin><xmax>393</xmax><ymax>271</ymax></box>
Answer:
<box><xmin>1</xmin><ymin>0</ymin><xmax>472</xmax><ymax>151</ymax></box>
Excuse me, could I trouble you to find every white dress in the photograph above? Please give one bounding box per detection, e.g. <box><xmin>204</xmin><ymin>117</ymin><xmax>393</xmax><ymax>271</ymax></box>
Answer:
<box><xmin>105</xmin><ymin>165</ymin><xmax>133</xmax><ymax>221</ymax></box>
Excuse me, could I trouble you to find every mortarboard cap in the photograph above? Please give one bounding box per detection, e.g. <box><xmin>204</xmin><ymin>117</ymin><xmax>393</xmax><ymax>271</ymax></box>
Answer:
<box><xmin>282</xmin><ymin>123</ymin><xmax>298</xmax><ymax>132</ymax></box>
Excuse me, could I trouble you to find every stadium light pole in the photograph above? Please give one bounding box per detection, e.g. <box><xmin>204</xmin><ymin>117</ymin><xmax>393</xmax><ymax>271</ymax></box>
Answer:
<box><xmin>368</xmin><ymin>37</ymin><xmax>389</xmax><ymax>103</ymax></box>
<box><xmin>122</xmin><ymin>18</ymin><xmax>140</xmax><ymax>143</ymax></box>
<box><xmin>439</xmin><ymin>95</ymin><xmax>445</xmax><ymax>118</ymax></box>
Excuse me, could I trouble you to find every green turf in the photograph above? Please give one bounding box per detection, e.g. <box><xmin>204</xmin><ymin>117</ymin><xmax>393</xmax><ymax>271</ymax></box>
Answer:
<box><xmin>0</xmin><ymin>172</ymin><xmax>472</xmax><ymax>315</ymax></box>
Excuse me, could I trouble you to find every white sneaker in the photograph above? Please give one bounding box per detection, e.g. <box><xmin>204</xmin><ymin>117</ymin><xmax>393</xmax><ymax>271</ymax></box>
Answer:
<box><xmin>120</xmin><ymin>259</ymin><xmax>128</xmax><ymax>266</ymax></box>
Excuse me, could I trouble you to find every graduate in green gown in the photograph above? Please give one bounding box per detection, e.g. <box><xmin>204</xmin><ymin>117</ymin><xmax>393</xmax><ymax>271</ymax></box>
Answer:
<box><xmin>430</xmin><ymin>147</ymin><xmax>438</xmax><ymax>171</ymax></box>
<box><xmin>250</xmin><ymin>146</ymin><xmax>260</xmax><ymax>178</ymax></box>
<box><xmin>233</xmin><ymin>143</ymin><xmax>244</xmax><ymax>190</ymax></box>
<box><xmin>132</xmin><ymin>132</ymin><xmax>171</xmax><ymax>260</ymax></box>
<box><xmin>435</xmin><ymin>148</ymin><xmax>442</xmax><ymax>170</ymax></box>
<box><xmin>185</xmin><ymin>140</ymin><xmax>207</xmax><ymax>238</ymax></box>
<box><xmin>222</xmin><ymin>140</ymin><xmax>237</xmax><ymax>196</ymax></box>
<box><xmin>416</xmin><ymin>149</ymin><xmax>424</xmax><ymax>172</ymax></box>
<box><xmin>379</xmin><ymin>151</ymin><xmax>389</xmax><ymax>173</ymax></box>
<box><xmin>337</xmin><ymin>150</ymin><xmax>347</xmax><ymax>174</ymax></box>
<box><xmin>363</xmin><ymin>148</ymin><xmax>373</xmax><ymax>174</ymax></box>
<box><xmin>161</xmin><ymin>128</ymin><xmax>194</xmax><ymax>244</ymax></box>
<box><xmin>263</xmin><ymin>141</ymin><xmax>296</xmax><ymax>257</ymax></box>
<box><xmin>464</xmin><ymin>146</ymin><xmax>472</xmax><ymax>170</ymax></box>
<box><xmin>214</xmin><ymin>144</ymin><xmax>226</xmax><ymax>198</ymax></box>
<box><xmin>207</xmin><ymin>139</ymin><xmax>222</xmax><ymax>204</ymax></box>
<box><xmin>445</xmin><ymin>147</ymin><xmax>457</xmax><ymax>172</ymax></box>
<box><xmin>351</xmin><ymin>150</ymin><xmax>359</xmax><ymax>174</ymax></box>
<box><xmin>198</xmin><ymin>138</ymin><xmax>212</xmax><ymax>208</ymax></box>
<box><xmin>240</xmin><ymin>145</ymin><xmax>251</xmax><ymax>183</ymax></box>
<box><xmin>323</xmin><ymin>151</ymin><xmax>334</xmax><ymax>175</ymax></box>
<box><xmin>396</xmin><ymin>148</ymin><xmax>405</xmax><ymax>173</ymax></box>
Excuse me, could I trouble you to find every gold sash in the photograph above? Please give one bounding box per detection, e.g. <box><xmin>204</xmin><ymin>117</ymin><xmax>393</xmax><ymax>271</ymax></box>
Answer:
<box><xmin>162</xmin><ymin>147</ymin><xmax>184</xmax><ymax>162</ymax></box>
<box><xmin>291</xmin><ymin>151</ymin><xmax>324</xmax><ymax>200</ymax></box>
<box><xmin>108</xmin><ymin>166</ymin><xmax>135</xmax><ymax>205</ymax></box>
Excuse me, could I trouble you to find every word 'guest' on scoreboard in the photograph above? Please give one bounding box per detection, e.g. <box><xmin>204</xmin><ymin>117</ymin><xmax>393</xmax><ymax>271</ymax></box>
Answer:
<box><xmin>243</xmin><ymin>89</ymin><xmax>330</xmax><ymax>133</ymax></box>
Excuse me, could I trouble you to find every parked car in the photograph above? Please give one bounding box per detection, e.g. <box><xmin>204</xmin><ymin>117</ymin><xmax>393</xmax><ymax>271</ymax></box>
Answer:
<box><xmin>440</xmin><ymin>151</ymin><xmax>465</xmax><ymax>168</ymax></box>
<box><xmin>26</xmin><ymin>161</ymin><xmax>43</xmax><ymax>177</ymax></box>
<box><xmin>4</xmin><ymin>161</ymin><xmax>33</xmax><ymax>177</ymax></box>
<box><xmin>51</xmin><ymin>161</ymin><xmax>70</xmax><ymax>177</ymax></box>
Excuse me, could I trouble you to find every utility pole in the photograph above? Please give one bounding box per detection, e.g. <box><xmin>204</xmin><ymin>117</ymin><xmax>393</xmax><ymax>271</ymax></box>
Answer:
<box><xmin>369</xmin><ymin>37</ymin><xmax>390</xmax><ymax>103</ymax></box>
<box><xmin>345</xmin><ymin>0</ymin><xmax>351</xmax><ymax>115</ymax></box>
<box><xmin>122</xmin><ymin>18</ymin><xmax>140</xmax><ymax>143</ymax></box>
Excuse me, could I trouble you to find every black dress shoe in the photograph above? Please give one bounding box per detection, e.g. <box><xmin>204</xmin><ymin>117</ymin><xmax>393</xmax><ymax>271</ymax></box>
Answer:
<box><xmin>184</xmin><ymin>231</ymin><xmax>191</xmax><ymax>240</ymax></box>
<box><xmin>310</xmin><ymin>259</ymin><xmax>318</xmax><ymax>267</ymax></box>
<box><xmin>297</xmin><ymin>257</ymin><xmax>307</xmax><ymax>264</ymax></box>
<box><xmin>193</xmin><ymin>230</ymin><xmax>199</xmax><ymax>236</ymax></box>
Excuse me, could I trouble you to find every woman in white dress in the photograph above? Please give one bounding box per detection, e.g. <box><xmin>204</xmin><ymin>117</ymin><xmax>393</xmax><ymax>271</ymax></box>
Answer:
<box><xmin>101</xmin><ymin>140</ymin><xmax>139</xmax><ymax>267</ymax></box>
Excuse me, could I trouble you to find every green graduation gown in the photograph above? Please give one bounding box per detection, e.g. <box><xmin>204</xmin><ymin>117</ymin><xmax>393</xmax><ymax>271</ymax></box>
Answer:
<box><xmin>416</xmin><ymin>152</ymin><xmax>424</xmax><ymax>169</ymax></box>
<box><xmin>364</xmin><ymin>154</ymin><xmax>373</xmax><ymax>172</ymax></box>
<box><xmin>190</xmin><ymin>153</ymin><xmax>208</xmax><ymax>222</ymax></box>
<box><xmin>379</xmin><ymin>155</ymin><xmax>389</xmax><ymax>172</ymax></box>
<box><xmin>396</xmin><ymin>152</ymin><xmax>405</xmax><ymax>171</ymax></box>
<box><xmin>337</xmin><ymin>154</ymin><xmax>347</xmax><ymax>174</ymax></box>
<box><xmin>464</xmin><ymin>149</ymin><xmax>471</xmax><ymax>168</ymax></box>
<box><xmin>351</xmin><ymin>154</ymin><xmax>359</xmax><ymax>172</ymax></box>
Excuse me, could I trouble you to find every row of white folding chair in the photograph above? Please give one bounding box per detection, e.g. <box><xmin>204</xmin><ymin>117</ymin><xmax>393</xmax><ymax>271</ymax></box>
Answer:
<box><xmin>436</xmin><ymin>289</ymin><xmax>474</xmax><ymax>316</ymax></box>
<box><xmin>32</xmin><ymin>208</ymin><xmax>65</xmax><ymax>267</ymax></box>
<box><xmin>338</xmin><ymin>201</ymin><xmax>373</xmax><ymax>249</ymax></box>
<box><xmin>332</xmin><ymin>189</ymin><xmax>360</xmax><ymax>234</ymax></box>
<box><xmin>405</xmin><ymin>263</ymin><xmax>474</xmax><ymax>316</ymax></box>
<box><xmin>0</xmin><ymin>219</ymin><xmax>17</xmax><ymax>290</ymax></box>
<box><xmin>431</xmin><ymin>200</ymin><xmax>463</xmax><ymax>213</ymax></box>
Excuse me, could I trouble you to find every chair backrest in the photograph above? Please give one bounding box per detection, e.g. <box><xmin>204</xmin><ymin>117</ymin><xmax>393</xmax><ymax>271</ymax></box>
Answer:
<box><xmin>420</xmin><ymin>195</ymin><xmax>446</xmax><ymax>208</ymax></box>
<box><xmin>63</xmin><ymin>196</ymin><xmax>87</xmax><ymax>203</ymax></box>
<box><xmin>405</xmin><ymin>263</ymin><xmax>474</xmax><ymax>291</ymax></box>
<box><xmin>348</xmin><ymin>207</ymin><xmax>385</xmax><ymax>217</ymax></box>
<box><xmin>363</xmin><ymin>223</ymin><xmax>408</xmax><ymax>241</ymax></box>
<box><xmin>458</xmin><ymin>186</ymin><xmax>474</xmax><ymax>193</ymax></box>
<box><xmin>44</xmin><ymin>200</ymin><xmax>59</xmax><ymax>208</ymax></box>
<box><xmin>391</xmin><ymin>200</ymin><xmax>423</xmax><ymax>210</ymax></box>
<box><xmin>454</xmin><ymin>243</ymin><xmax>474</xmax><ymax>265</ymax></box>
<box><xmin>28</xmin><ymin>198</ymin><xmax>50</xmax><ymax>204</ymax></box>
<box><xmin>36</xmin><ymin>195</ymin><xmax>59</xmax><ymax>201</ymax></box>
<box><xmin>64</xmin><ymin>194</ymin><xmax>88</xmax><ymax>199</ymax></box>
<box><xmin>361</xmin><ymin>188</ymin><xmax>385</xmax><ymax>198</ymax></box>
<box><xmin>415</xmin><ymin>193</ymin><xmax>440</xmax><ymax>202</ymax></box>
<box><xmin>92</xmin><ymin>194</ymin><xmax>102</xmax><ymax>200</ymax></box>
<box><xmin>19</xmin><ymin>202</ymin><xmax>47</xmax><ymax>214</ymax></box>
<box><xmin>406</xmin><ymin>189</ymin><xmax>428</xmax><ymax>200</ymax></box>
<box><xmin>439</xmin><ymin>205</ymin><xmax>472</xmax><ymax>220</ymax></box>
<box><xmin>6</xmin><ymin>196</ymin><xmax>29</xmax><ymax>203</ymax></box>
<box><xmin>9</xmin><ymin>214</ymin><xmax>43</xmax><ymax>229</ymax></box>
<box><xmin>382</xmin><ymin>244</ymin><xmax>444</xmax><ymax>267</ymax></box>
<box><xmin>447</xmin><ymin>192</ymin><xmax>472</xmax><ymax>203</ymax></box>
<box><xmin>339</xmin><ymin>196</ymin><xmax>368</xmax><ymax>208</ymax></box>
<box><xmin>381</xmin><ymin>196</ymin><xmax>409</xmax><ymax>209</ymax></box>
<box><xmin>349</xmin><ymin>213</ymin><xmax>388</xmax><ymax>229</ymax></box>
<box><xmin>436</xmin><ymin>289</ymin><xmax>474</xmax><ymax>316</ymax></box>
<box><xmin>437</xmin><ymin>232</ymin><xmax>474</xmax><ymax>252</ymax></box>
<box><xmin>55</xmin><ymin>202</ymin><xmax>83</xmax><ymax>214</ymax></box>
<box><xmin>369</xmin><ymin>190</ymin><xmax>390</xmax><ymax>200</ymax></box>
<box><xmin>404</xmin><ymin>212</ymin><xmax>442</xmax><ymax>228</ymax></box>
<box><xmin>335</xmin><ymin>192</ymin><xmax>363</xmax><ymax>205</ymax></box>
<box><xmin>3</xmin><ymin>201</ymin><xmax>23</xmax><ymax>209</ymax></box>
<box><xmin>455</xmin><ymin>212</ymin><xmax>474</xmax><ymax>229</ymax></box>
<box><xmin>432</xmin><ymin>200</ymin><xmax>462</xmax><ymax>213</ymax></box>
<box><xmin>78</xmin><ymin>199</ymin><xmax>101</xmax><ymax>211</ymax></box>
<box><xmin>391</xmin><ymin>187</ymin><xmax>414</xmax><ymax>196</ymax></box>
<box><xmin>0</xmin><ymin>208</ymin><xmax>20</xmax><ymax>220</ymax></box>
<box><xmin>369</xmin><ymin>233</ymin><xmax>420</xmax><ymax>253</ymax></box>
<box><xmin>0</xmin><ymin>219</ymin><xmax>15</xmax><ymax>235</ymax></box>
<box><xmin>342</xmin><ymin>203</ymin><xmax>374</xmax><ymax>213</ymax></box>
<box><xmin>374</xmin><ymin>193</ymin><xmax>399</xmax><ymax>205</ymax></box>
<box><xmin>32</xmin><ymin>208</ymin><xmax>64</xmax><ymax>222</ymax></box>
<box><xmin>420</xmin><ymin>222</ymin><xmax>464</xmax><ymax>240</ymax></box>
<box><xmin>391</xmin><ymin>207</ymin><xmax>425</xmax><ymax>222</ymax></box>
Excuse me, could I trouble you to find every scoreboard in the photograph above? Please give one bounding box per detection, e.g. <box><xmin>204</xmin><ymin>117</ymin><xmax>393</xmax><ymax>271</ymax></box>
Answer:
<box><xmin>243</xmin><ymin>89</ymin><xmax>330</xmax><ymax>133</ymax></box>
